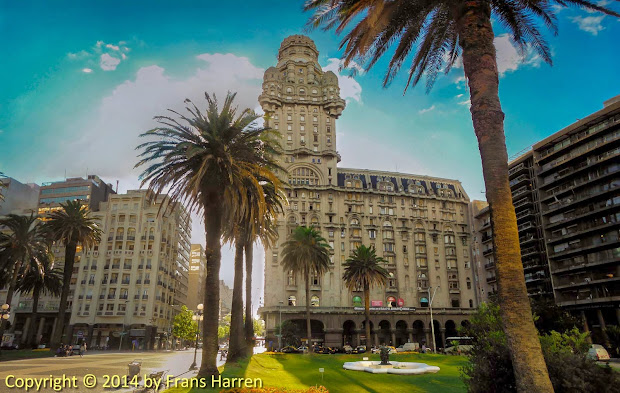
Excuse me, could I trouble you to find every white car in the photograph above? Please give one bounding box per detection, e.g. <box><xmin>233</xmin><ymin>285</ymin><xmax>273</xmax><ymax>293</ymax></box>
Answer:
<box><xmin>587</xmin><ymin>344</ymin><xmax>610</xmax><ymax>361</ymax></box>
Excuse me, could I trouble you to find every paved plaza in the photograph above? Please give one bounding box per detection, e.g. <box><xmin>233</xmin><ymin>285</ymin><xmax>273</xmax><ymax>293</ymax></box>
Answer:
<box><xmin>0</xmin><ymin>349</ymin><xmax>224</xmax><ymax>393</ymax></box>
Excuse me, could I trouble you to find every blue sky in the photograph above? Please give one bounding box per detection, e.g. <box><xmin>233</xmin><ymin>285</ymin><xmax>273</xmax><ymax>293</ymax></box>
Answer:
<box><xmin>1</xmin><ymin>0</ymin><xmax>618</xmax><ymax>296</ymax></box>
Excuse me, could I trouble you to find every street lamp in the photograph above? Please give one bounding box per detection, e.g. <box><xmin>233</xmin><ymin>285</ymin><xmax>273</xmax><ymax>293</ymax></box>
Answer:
<box><xmin>189</xmin><ymin>303</ymin><xmax>204</xmax><ymax>370</ymax></box>
<box><xmin>428</xmin><ymin>286</ymin><xmax>440</xmax><ymax>354</ymax></box>
<box><xmin>277</xmin><ymin>301</ymin><xmax>284</xmax><ymax>351</ymax></box>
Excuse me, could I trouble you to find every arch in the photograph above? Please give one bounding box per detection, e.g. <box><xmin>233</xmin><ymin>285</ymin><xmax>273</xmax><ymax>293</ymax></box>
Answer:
<box><xmin>343</xmin><ymin>320</ymin><xmax>356</xmax><ymax>346</ymax></box>
<box><xmin>349</xmin><ymin>218</ymin><xmax>360</xmax><ymax>226</ymax></box>
<box><xmin>289</xmin><ymin>165</ymin><xmax>322</xmax><ymax>186</ymax></box>
<box><xmin>445</xmin><ymin>320</ymin><xmax>458</xmax><ymax>341</ymax></box>
<box><xmin>310</xmin><ymin>215</ymin><xmax>319</xmax><ymax>225</ymax></box>
<box><xmin>395</xmin><ymin>320</ymin><xmax>408</xmax><ymax>347</ymax></box>
<box><xmin>383</xmin><ymin>220</ymin><xmax>392</xmax><ymax>227</ymax></box>
<box><xmin>378</xmin><ymin>320</ymin><xmax>391</xmax><ymax>345</ymax></box>
<box><xmin>412</xmin><ymin>320</ymin><xmax>425</xmax><ymax>344</ymax></box>
<box><xmin>287</xmin><ymin>214</ymin><xmax>298</xmax><ymax>225</ymax></box>
<box><xmin>420</xmin><ymin>297</ymin><xmax>429</xmax><ymax>307</ymax></box>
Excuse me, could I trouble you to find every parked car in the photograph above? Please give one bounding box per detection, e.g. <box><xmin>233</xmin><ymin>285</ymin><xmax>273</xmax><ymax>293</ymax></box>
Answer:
<box><xmin>587</xmin><ymin>344</ymin><xmax>610</xmax><ymax>361</ymax></box>
<box><xmin>297</xmin><ymin>345</ymin><xmax>308</xmax><ymax>353</ymax></box>
<box><xmin>343</xmin><ymin>345</ymin><xmax>353</xmax><ymax>354</ymax></box>
<box><xmin>352</xmin><ymin>345</ymin><xmax>366</xmax><ymax>354</ymax></box>
<box><xmin>396</xmin><ymin>343</ymin><xmax>419</xmax><ymax>352</ymax></box>
<box><xmin>281</xmin><ymin>345</ymin><xmax>299</xmax><ymax>353</ymax></box>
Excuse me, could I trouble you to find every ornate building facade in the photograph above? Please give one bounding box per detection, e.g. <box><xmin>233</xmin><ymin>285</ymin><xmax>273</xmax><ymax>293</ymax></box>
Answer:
<box><xmin>259</xmin><ymin>36</ymin><xmax>477</xmax><ymax>351</ymax></box>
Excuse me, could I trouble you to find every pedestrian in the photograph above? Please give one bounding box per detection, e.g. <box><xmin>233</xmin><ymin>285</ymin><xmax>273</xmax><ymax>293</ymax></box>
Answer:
<box><xmin>80</xmin><ymin>342</ymin><xmax>87</xmax><ymax>357</ymax></box>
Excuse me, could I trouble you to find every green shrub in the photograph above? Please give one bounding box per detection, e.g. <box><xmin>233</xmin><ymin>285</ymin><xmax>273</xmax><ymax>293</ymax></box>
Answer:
<box><xmin>220</xmin><ymin>387</ymin><xmax>328</xmax><ymax>393</ymax></box>
<box><xmin>461</xmin><ymin>303</ymin><xmax>620</xmax><ymax>393</ymax></box>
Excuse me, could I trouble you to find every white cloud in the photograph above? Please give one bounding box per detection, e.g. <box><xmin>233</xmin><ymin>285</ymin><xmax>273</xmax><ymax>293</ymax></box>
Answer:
<box><xmin>106</xmin><ymin>44</ymin><xmax>120</xmax><ymax>51</ymax></box>
<box><xmin>322</xmin><ymin>58</ymin><xmax>363</xmax><ymax>103</ymax></box>
<box><xmin>493</xmin><ymin>34</ymin><xmax>542</xmax><ymax>76</ymax></box>
<box><xmin>459</xmin><ymin>99</ymin><xmax>471</xmax><ymax>107</ymax></box>
<box><xmin>455</xmin><ymin>94</ymin><xmax>464</xmax><ymax>98</ymax></box>
<box><xmin>82</xmin><ymin>68</ymin><xmax>93</xmax><ymax>73</ymax></box>
<box><xmin>571</xmin><ymin>15</ymin><xmax>605</xmax><ymax>35</ymax></box>
<box><xmin>68</xmin><ymin>50</ymin><xmax>90</xmax><ymax>60</ymax></box>
<box><xmin>100</xmin><ymin>53</ymin><xmax>121</xmax><ymax>71</ymax></box>
<box><xmin>418</xmin><ymin>105</ymin><xmax>435</xmax><ymax>114</ymax></box>
<box><xmin>586</xmin><ymin>0</ymin><xmax>610</xmax><ymax>13</ymax></box>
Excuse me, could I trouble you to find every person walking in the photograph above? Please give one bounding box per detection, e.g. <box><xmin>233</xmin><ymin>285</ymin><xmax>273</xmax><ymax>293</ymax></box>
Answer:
<box><xmin>79</xmin><ymin>342</ymin><xmax>87</xmax><ymax>357</ymax></box>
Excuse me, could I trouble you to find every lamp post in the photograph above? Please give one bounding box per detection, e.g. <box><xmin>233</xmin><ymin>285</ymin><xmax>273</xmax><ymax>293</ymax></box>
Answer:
<box><xmin>189</xmin><ymin>303</ymin><xmax>203</xmax><ymax>370</ymax></box>
<box><xmin>428</xmin><ymin>286</ymin><xmax>439</xmax><ymax>354</ymax></box>
<box><xmin>0</xmin><ymin>304</ymin><xmax>10</xmax><ymax>352</ymax></box>
<box><xmin>277</xmin><ymin>301</ymin><xmax>284</xmax><ymax>351</ymax></box>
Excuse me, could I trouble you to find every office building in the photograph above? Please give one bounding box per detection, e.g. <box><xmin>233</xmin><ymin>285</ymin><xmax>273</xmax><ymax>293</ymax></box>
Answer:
<box><xmin>259</xmin><ymin>36</ymin><xmax>477</xmax><ymax>351</ymax></box>
<box><xmin>187</xmin><ymin>244</ymin><xmax>206</xmax><ymax>310</ymax></box>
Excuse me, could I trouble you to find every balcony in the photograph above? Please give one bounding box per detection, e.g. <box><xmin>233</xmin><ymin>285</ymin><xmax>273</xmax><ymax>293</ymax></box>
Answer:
<box><xmin>509</xmin><ymin>174</ymin><xmax>529</xmax><ymax>188</ymax></box>
<box><xmin>110</xmin><ymin>279</ymin><xmax>118</xmax><ymax>284</ymax></box>
<box><xmin>134</xmin><ymin>294</ymin><xmax>140</xmax><ymax>299</ymax></box>
<box><xmin>119</xmin><ymin>295</ymin><xmax>128</xmax><ymax>300</ymax></box>
<box><xmin>111</xmin><ymin>264</ymin><xmax>120</xmax><ymax>269</ymax></box>
<box><xmin>481</xmin><ymin>234</ymin><xmax>492</xmax><ymax>243</ymax></box>
<box><xmin>127</xmin><ymin>236</ymin><xmax>135</xmax><ymax>241</ymax></box>
<box><xmin>107</xmin><ymin>294</ymin><xmax>116</xmax><ymax>299</ymax></box>
<box><xmin>121</xmin><ymin>279</ymin><xmax>130</xmax><ymax>285</ymax></box>
<box><xmin>136</xmin><ymin>279</ymin><xmax>142</xmax><ymax>284</ymax></box>
<box><xmin>486</xmin><ymin>276</ymin><xmax>497</xmax><ymax>283</ymax></box>
<box><xmin>116</xmin><ymin>236</ymin><xmax>124</xmax><ymax>241</ymax></box>
<box><xmin>483</xmin><ymin>248</ymin><xmax>494</xmax><ymax>256</ymax></box>
<box><xmin>485</xmin><ymin>262</ymin><xmax>495</xmax><ymax>270</ymax></box>
<box><xmin>149</xmin><ymin>235</ymin><xmax>155</xmax><ymax>240</ymax></box>
<box><xmin>123</xmin><ymin>264</ymin><xmax>132</xmax><ymax>270</ymax></box>
<box><xmin>101</xmin><ymin>279</ymin><xmax>108</xmax><ymax>284</ymax></box>
<box><xmin>518</xmin><ymin>222</ymin><xmax>534</xmax><ymax>232</ymax></box>
<box><xmin>509</xmin><ymin>162</ymin><xmax>527</xmax><ymax>177</ymax></box>
<box><xmin>142</xmin><ymin>295</ymin><xmax>149</xmax><ymax>299</ymax></box>
<box><xmin>86</xmin><ymin>295</ymin><xmax>92</xmax><ymax>300</ymax></box>
<box><xmin>88</xmin><ymin>280</ymin><xmax>95</xmax><ymax>285</ymax></box>
<box><xmin>99</xmin><ymin>294</ymin><xmax>105</xmax><ymax>299</ymax></box>
<box><xmin>512</xmin><ymin>186</ymin><xmax>529</xmax><ymax>199</ymax></box>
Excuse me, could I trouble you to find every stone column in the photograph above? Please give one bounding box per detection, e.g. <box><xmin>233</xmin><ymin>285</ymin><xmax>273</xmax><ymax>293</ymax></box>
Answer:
<box><xmin>355</xmin><ymin>331</ymin><xmax>360</xmax><ymax>347</ymax></box>
<box><xmin>21</xmin><ymin>317</ymin><xmax>31</xmax><ymax>344</ymax></box>
<box><xmin>407</xmin><ymin>328</ymin><xmax>414</xmax><ymax>343</ymax></box>
<box><xmin>50</xmin><ymin>317</ymin><xmax>58</xmax><ymax>343</ymax></box>
<box><xmin>374</xmin><ymin>331</ymin><xmax>379</xmax><ymax>347</ymax></box>
<box><xmin>36</xmin><ymin>317</ymin><xmax>45</xmax><ymax>345</ymax></box>
<box><xmin>440</xmin><ymin>328</ymin><xmax>446</xmax><ymax>351</ymax></box>
<box><xmin>87</xmin><ymin>324</ymin><xmax>95</xmax><ymax>347</ymax></box>
<box><xmin>597</xmin><ymin>309</ymin><xmax>610</xmax><ymax>346</ymax></box>
<box><xmin>390</xmin><ymin>329</ymin><xmax>396</xmax><ymax>346</ymax></box>
<box><xmin>324</xmin><ymin>328</ymin><xmax>343</xmax><ymax>348</ymax></box>
<box><xmin>424</xmin><ymin>328</ymin><xmax>431</xmax><ymax>348</ymax></box>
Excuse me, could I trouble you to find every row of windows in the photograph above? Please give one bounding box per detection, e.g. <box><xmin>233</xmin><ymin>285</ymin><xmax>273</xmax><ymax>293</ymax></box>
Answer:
<box><xmin>40</xmin><ymin>195</ymin><xmax>89</xmax><ymax>204</ymax></box>
<box><xmin>41</xmin><ymin>186</ymin><xmax>90</xmax><ymax>195</ymax></box>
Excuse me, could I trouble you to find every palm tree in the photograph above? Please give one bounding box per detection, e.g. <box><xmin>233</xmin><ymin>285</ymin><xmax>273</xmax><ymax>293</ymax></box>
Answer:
<box><xmin>17</xmin><ymin>254</ymin><xmax>63</xmax><ymax>347</ymax></box>
<box><xmin>0</xmin><ymin>214</ymin><xmax>48</xmax><ymax>340</ymax></box>
<box><xmin>342</xmin><ymin>245</ymin><xmax>389</xmax><ymax>348</ymax></box>
<box><xmin>305</xmin><ymin>1</ymin><xmax>618</xmax><ymax>390</ymax></box>
<box><xmin>225</xmin><ymin>176</ymin><xmax>285</xmax><ymax>362</ymax></box>
<box><xmin>44</xmin><ymin>200</ymin><xmax>102</xmax><ymax>348</ymax></box>
<box><xmin>280</xmin><ymin>226</ymin><xmax>331</xmax><ymax>351</ymax></box>
<box><xmin>135</xmin><ymin>92</ymin><xmax>281</xmax><ymax>379</ymax></box>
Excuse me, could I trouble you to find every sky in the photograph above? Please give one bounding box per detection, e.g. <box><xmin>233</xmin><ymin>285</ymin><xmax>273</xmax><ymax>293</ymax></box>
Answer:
<box><xmin>1</xmin><ymin>0</ymin><xmax>619</xmax><ymax>310</ymax></box>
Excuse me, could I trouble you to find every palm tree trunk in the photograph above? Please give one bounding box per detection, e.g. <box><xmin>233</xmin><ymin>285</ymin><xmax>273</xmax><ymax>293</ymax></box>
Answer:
<box><xmin>364</xmin><ymin>283</ymin><xmax>371</xmax><ymax>348</ymax></box>
<box><xmin>244</xmin><ymin>239</ymin><xmax>254</xmax><ymax>354</ymax></box>
<box><xmin>51</xmin><ymin>242</ymin><xmax>77</xmax><ymax>348</ymax></box>
<box><xmin>0</xmin><ymin>259</ymin><xmax>23</xmax><ymax>339</ymax></box>
<box><xmin>28</xmin><ymin>286</ymin><xmax>40</xmax><ymax>348</ymax></box>
<box><xmin>198</xmin><ymin>196</ymin><xmax>223</xmax><ymax>379</ymax></box>
<box><xmin>305</xmin><ymin>266</ymin><xmax>312</xmax><ymax>353</ymax></box>
<box><xmin>456</xmin><ymin>2</ymin><xmax>553</xmax><ymax>392</ymax></box>
<box><xmin>227</xmin><ymin>233</ymin><xmax>246</xmax><ymax>363</ymax></box>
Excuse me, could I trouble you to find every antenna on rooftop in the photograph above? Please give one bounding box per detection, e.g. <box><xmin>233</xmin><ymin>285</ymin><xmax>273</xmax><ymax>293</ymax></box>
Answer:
<box><xmin>116</xmin><ymin>180</ymin><xmax>119</xmax><ymax>193</ymax></box>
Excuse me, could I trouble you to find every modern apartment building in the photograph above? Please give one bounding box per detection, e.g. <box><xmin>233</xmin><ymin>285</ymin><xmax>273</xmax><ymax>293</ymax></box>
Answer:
<box><xmin>68</xmin><ymin>190</ymin><xmax>191</xmax><ymax>350</ymax></box>
<box><xmin>38</xmin><ymin>175</ymin><xmax>115</xmax><ymax>215</ymax></box>
<box><xmin>3</xmin><ymin>175</ymin><xmax>115</xmax><ymax>346</ymax></box>
<box><xmin>0</xmin><ymin>177</ymin><xmax>40</xmax><ymax>215</ymax></box>
<box><xmin>259</xmin><ymin>36</ymin><xmax>477</xmax><ymax>351</ymax></box>
<box><xmin>469</xmin><ymin>201</ymin><xmax>496</xmax><ymax>302</ymax></box>
<box><xmin>530</xmin><ymin>95</ymin><xmax>620</xmax><ymax>339</ymax></box>
<box><xmin>187</xmin><ymin>244</ymin><xmax>206</xmax><ymax>311</ymax></box>
<box><xmin>508</xmin><ymin>151</ymin><xmax>553</xmax><ymax>298</ymax></box>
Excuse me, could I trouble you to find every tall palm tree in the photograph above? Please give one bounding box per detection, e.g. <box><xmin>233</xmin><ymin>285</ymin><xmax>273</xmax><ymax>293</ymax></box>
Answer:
<box><xmin>135</xmin><ymin>92</ymin><xmax>280</xmax><ymax>379</ymax></box>
<box><xmin>17</xmin><ymin>254</ymin><xmax>63</xmax><ymax>347</ymax></box>
<box><xmin>342</xmin><ymin>245</ymin><xmax>389</xmax><ymax>348</ymax></box>
<box><xmin>305</xmin><ymin>1</ymin><xmax>618</xmax><ymax>390</ymax></box>
<box><xmin>280</xmin><ymin>226</ymin><xmax>331</xmax><ymax>351</ymax></box>
<box><xmin>0</xmin><ymin>214</ymin><xmax>48</xmax><ymax>340</ymax></box>
<box><xmin>225</xmin><ymin>176</ymin><xmax>285</xmax><ymax>362</ymax></box>
<box><xmin>45</xmin><ymin>200</ymin><xmax>102</xmax><ymax>348</ymax></box>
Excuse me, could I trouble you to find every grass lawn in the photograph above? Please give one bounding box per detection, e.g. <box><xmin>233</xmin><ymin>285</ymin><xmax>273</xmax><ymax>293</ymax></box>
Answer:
<box><xmin>167</xmin><ymin>352</ymin><xmax>468</xmax><ymax>393</ymax></box>
<box><xmin>0</xmin><ymin>349</ymin><xmax>55</xmax><ymax>362</ymax></box>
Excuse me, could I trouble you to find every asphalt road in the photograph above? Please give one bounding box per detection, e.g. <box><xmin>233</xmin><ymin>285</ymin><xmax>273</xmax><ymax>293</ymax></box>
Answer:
<box><xmin>0</xmin><ymin>349</ymin><xmax>225</xmax><ymax>393</ymax></box>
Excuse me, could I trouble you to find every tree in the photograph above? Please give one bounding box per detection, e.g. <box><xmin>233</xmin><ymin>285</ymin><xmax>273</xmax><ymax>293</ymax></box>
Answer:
<box><xmin>17</xmin><ymin>253</ymin><xmax>62</xmax><ymax>347</ymax></box>
<box><xmin>531</xmin><ymin>297</ymin><xmax>579</xmax><ymax>335</ymax></box>
<box><xmin>277</xmin><ymin>320</ymin><xmax>302</xmax><ymax>347</ymax></box>
<box><xmin>0</xmin><ymin>214</ymin><xmax>49</xmax><ymax>340</ymax></box>
<box><xmin>135</xmin><ymin>92</ymin><xmax>280</xmax><ymax>379</ymax></box>
<box><xmin>280</xmin><ymin>226</ymin><xmax>331</xmax><ymax>351</ymax></box>
<box><xmin>173</xmin><ymin>305</ymin><xmax>199</xmax><ymax>344</ymax></box>
<box><xmin>225</xmin><ymin>177</ymin><xmax>284</xmax><ymax>362</ymax></box>
<box><xmin>342</xmin><ymin>245</ymin><xmax>389</xmax><ymax>347</ymax></box>
<box><xmin>605</xmin><ymin>325</ymin><xmax>620</xmax><ymax>357</ymax></box>
<box><xmin>253</xmin><ymin>318</ymin><xmax>265</xmax><ymax>337</ymax></box>
<box><xmin>44</xmin><ymin>200</ymin><xmax>102</xmax><ymax>348</ymax></box>
<box><xmin>304</xmin><ymin>1</ymin><xmax>618</xmax><ymax>390</ymax></box>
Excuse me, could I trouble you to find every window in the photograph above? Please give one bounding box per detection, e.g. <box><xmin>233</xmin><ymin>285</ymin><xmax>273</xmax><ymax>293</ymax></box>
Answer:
<box><xmin>420</xmin><ymin>297</ymin><xmax>429</xmax><ymax>307</ymax></box>
<box><xmin>289</xmin><ymin>167</ymin><xmax>320</xmax><ymax>186</ymax></box>
<box><xmin>311</xmin><ymin>272</ymin><xmax>320</xmax><ymax>286</ymax></box>
<box><xmin>451</xmin><ymin>298</ymin><xmax>460</xmax><ymax>308</ymax></box>
<box><xmin>288</xmin><ymin>296</ymin><xmax>296</xmax><ymax>306</ymax></box>
<box><xmin>469</xmin><ymin>299</ymin><xmax>474</xmax><ymax>308</ymax></box>
<box><xmin>287</xmin><ymin>270</ymin><xmax>296</xmax><ymax>286</ymax></box>
<box><xmin>369</xmin><ymin>229</ymin><xmax>376</xmax><ymax>239</ymax></box>
<box><xmin>311</xmin><ymin>295</ymin><xmax>320</xmax><ymax>307</ymax></box>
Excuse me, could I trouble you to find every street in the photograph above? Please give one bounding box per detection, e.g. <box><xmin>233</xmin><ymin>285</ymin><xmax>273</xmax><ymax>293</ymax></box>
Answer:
<box><xmin>0</xmin><ymin>349</ymin><xmax>224</xmax><ymax>393</ymax></box>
